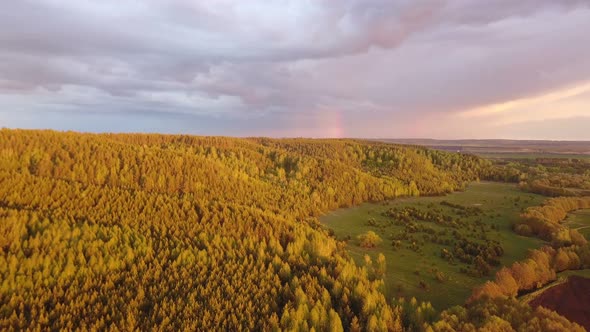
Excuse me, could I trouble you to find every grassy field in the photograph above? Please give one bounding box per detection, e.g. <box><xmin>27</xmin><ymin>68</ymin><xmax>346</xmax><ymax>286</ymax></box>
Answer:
<box><xmin>475</xmin><ymin>152</ymin><xmax>590</xmax><ymax>160</ymax></box>
<box><xmin>565</xmin><ymin>209</ymin><xmax>590</xmax><ymax>239</ymax></box>
<box><xmin>321</xmin><ymin>182</ymin><xmax>545</xmax><ymax>311</ymax></box>
<box><xmin>560</xmin><ymin>269</ymin><xmax>590</xmax><ymax>279</ymax></box>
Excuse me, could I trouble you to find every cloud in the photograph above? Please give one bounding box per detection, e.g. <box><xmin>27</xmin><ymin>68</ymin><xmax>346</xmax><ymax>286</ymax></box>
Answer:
<box><xmin>0</xmin><ymin>0</ymin><xmax>589</xmax><ymax>138</ymax></box>
<box><xmin>459</xmin><ymin>81</ymin><xmax>590</xmax><ymax>119</ymax></box>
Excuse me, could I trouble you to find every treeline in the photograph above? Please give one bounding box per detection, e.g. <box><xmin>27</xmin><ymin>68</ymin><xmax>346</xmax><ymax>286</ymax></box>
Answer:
<box><xmin>466</xmin><ymin>195</ymin><xmax>590</xmax><ymax>319</ymax></box>
<box><xmin>0</xmin><ymin>129</ymin><xmax>491</xmax><ymax>330</ymax></box>
<box><xmin>431</xmin><ymin>297</ymin><xmax>585</xmax><ymax>331</ymax></box>
<box><xmin>519</xmin><ymin>178</ymin><xmax>590</xmax><ymax>197</ymax></box>
<box><xmin>486</xmin><ymin>157</ymin><xmax>590</xmax><ymax>196</ymax></box>
<box><xmin>469</xmin><ymin>245</ymin><xmax>590</xmax><ymax>302</ymax></box>
<box><xmin>516</xmin><ymin>196</ymin><xmax>590</xmax><ymax>245</ymax></box>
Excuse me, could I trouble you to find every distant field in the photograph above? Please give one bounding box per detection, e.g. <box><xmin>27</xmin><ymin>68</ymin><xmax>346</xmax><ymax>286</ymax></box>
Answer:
<box><xmin>378</xmin><ymin>139</ymin><xmax>590</xmax><ymax>158</ymax></box>
<box><xmin>321</xmin><ymin>182</ymin><xmax>545</xmax><ymax>311</ymax></box>
<box><xmin>565</xmin><ymin>209</ymin><xmax>590</xmax><ymax>239</ymax></box>
<box><xmin>475</xmin><ymin>152</ymin><xmax>590</xmax><ymax>160</ymax></box>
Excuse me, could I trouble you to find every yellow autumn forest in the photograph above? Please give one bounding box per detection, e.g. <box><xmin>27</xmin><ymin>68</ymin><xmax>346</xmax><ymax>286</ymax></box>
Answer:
<box><xmin>0</xmin><ymin>129</ymin><xmax>589</xmax><ymax>331</ymax></box>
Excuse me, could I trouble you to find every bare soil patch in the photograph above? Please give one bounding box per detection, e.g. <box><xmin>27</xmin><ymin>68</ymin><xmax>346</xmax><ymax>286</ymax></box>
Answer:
<box><xmin>529</xmin><ymin>276</ymin><xmax>590</xmax><ymax>330</ymax></box>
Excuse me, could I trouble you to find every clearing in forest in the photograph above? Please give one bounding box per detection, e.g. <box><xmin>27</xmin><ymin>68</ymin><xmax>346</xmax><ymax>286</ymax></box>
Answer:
<box><xmin>321</xmin><ymin>182</ymin><xmax>545</xmax><ymax>310</ymax></box>
<box><xmin>565</xmin><ymin>209</ymin><xmax>590</xmax><ymax>240</ymax></box>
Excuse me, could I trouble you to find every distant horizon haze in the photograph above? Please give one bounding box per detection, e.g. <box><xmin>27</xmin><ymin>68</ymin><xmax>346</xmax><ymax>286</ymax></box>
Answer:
<box><xmin>3</xmin><ymin>127</ymin><xmax>590</xmax><ymax>143</ymax></box>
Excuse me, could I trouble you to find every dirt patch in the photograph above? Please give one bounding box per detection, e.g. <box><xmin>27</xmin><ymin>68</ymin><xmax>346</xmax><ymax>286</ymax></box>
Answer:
<box><xmin>529</xmin><ymin>276</ymin><xmax>590</xmax><ymax>330</ymax></box>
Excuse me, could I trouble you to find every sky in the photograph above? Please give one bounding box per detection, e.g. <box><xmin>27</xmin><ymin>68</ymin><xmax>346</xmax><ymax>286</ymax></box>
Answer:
<box><xmin>1</xmin><ymin>0</ymin><xmax>590</xmax><ymax>139</ymax></box>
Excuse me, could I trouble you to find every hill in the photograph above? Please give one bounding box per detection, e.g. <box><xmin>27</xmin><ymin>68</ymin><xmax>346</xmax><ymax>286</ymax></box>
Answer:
<box><xmin>0</xmin><ymin>129</ymin><xmax>489</xmax><ymax>330</ymax></box>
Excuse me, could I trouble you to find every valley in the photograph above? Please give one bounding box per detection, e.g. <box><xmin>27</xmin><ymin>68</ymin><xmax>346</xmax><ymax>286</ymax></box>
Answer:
<box><xmin>321</xmin><ymin>182</ymin><xmax>544</xmax><ymax>310</ymax></box>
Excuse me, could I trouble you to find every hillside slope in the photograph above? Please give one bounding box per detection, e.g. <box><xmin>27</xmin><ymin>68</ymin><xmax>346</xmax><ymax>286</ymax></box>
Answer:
<box><xmin>0</xmin><ymin>129</ymin><xmax>490</xmax><ymax>330</ymax></box>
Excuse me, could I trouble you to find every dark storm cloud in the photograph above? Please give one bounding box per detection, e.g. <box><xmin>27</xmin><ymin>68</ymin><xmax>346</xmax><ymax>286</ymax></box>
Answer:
<box><xmin>0</xmin><ymin>0</ymin><xmax>589</xmax><ymax>138</ymax></box>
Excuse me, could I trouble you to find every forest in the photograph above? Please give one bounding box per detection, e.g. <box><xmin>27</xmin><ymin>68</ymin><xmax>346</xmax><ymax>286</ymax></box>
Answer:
<box><xmin>0</xmin><ymin>129</ymin><xmax>588</xmax><ymax>331</ymax></box>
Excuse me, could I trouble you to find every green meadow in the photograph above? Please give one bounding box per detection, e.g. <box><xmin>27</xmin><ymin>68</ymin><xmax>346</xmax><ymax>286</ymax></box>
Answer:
<box><xmin>560</xmin><ymin>269</ymin><xmax>590</xmax><ymax>279</ymax></box>
<box><xmin>321</xmin><ymin>182</ymin><xmax>545</xmax><ymax>311</ymax></box>
<box><xmin>565</xmin><ymin>209</ymin><xmax>590</xmax><ymax>240</ymax></box>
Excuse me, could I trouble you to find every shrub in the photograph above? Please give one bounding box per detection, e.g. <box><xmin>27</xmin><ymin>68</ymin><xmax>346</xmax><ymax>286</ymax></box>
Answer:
<box><xmin>418</xmin><ymin>280</ymin><xmax>429</xmax><ymax>290</ymax></box>
<box><xmin>435</xmin><ymin>271</ymin><xmax>447</xmax><ymax>283</ymax></box>
<box><xmin>514</xmin><ymin>223</ymin><xmax>532</xmax><ymax>237</ymax></box>
<box><xmin>358</xmin><ymin>231</ymin><xmax>383</xmax><ymax>248</ymax></box>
